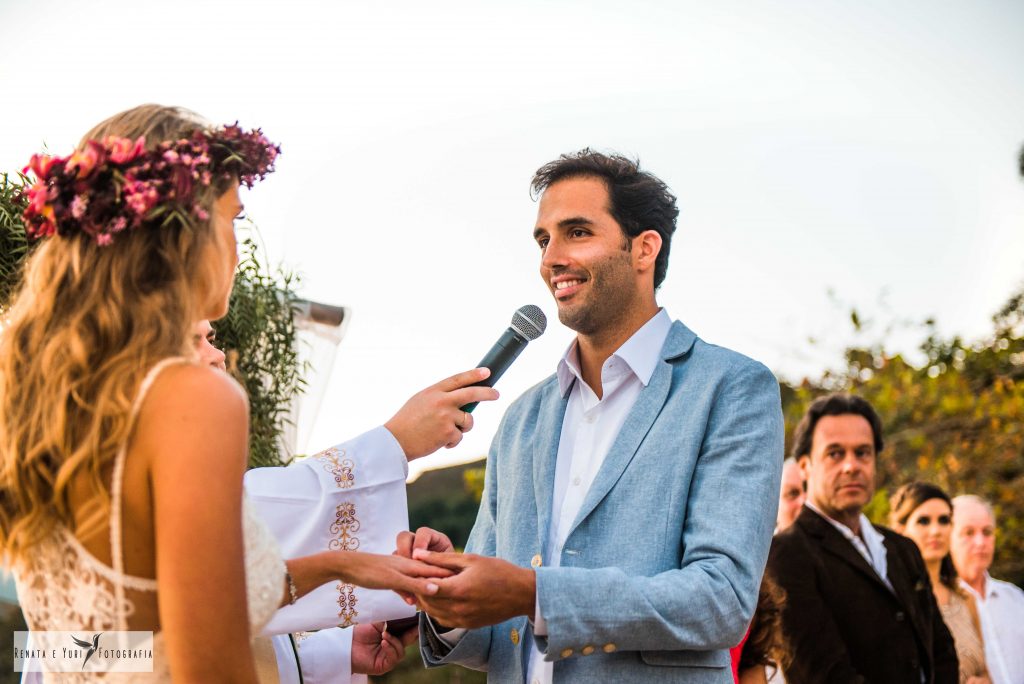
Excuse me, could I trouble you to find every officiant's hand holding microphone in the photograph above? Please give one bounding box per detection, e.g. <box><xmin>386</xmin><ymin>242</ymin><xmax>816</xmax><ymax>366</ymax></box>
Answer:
<box><xmin>390</xmin><ymin>306</ymin><xmax>549</xmax><ymax>626</ymax></box>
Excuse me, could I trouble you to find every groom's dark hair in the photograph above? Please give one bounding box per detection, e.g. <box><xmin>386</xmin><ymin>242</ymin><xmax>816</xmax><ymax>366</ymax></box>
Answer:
<box><xmin>531</xmin><ymin>149</ymin><xmax>679</xmax><ymax>289</ymax></box>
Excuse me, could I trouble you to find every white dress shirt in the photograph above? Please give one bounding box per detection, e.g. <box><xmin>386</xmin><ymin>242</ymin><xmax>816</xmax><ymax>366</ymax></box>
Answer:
<box><xmin>526</xmin><ymin>309</ymin><xmax>672</xmax><ymax>684</ymax></box>
<box><xmin>959</xmin><ymin>573</ymin><xmax>1024</xmax><ymax>684</ymax></box>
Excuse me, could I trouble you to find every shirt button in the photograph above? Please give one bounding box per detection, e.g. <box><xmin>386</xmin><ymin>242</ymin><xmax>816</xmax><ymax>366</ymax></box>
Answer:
<box><xmin>895</xmin><ymin>611</ymin><xmax>905</xmax><ymax>622</ymax></box>
<box><xmin>572</xmin><ymin>476</ymin><xmax>581</xmax><ymax>486</ymax></box>
<box><xmin>584</xmin><ymin>414</ymin><xmax>595</xmax><ymax>424</ymax></box>
<box><xmin>530</xmin><ymin>554</ymin><xmax>542</xmax><ymax>568</ymax></box>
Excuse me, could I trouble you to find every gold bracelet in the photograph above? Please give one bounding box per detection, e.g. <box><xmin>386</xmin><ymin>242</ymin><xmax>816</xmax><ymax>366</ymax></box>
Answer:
<box><xmin>285</xmin><ymin>565</ymin><xmax>298</xmax><ymax>605</ymax></box>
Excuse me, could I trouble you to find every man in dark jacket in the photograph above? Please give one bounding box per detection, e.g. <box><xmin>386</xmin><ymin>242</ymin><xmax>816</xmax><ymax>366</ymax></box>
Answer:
<box><xmin>767</xmin><ymin>393</ymin><xmax>958</xmax><ymax>683</ymax></box>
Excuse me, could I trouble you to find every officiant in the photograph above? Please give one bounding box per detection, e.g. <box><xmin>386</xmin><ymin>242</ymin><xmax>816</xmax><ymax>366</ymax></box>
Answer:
<box><xmin>193</xmin><ymin>319</ymin><xmax>497</xmax><ymax>683</ymax></box>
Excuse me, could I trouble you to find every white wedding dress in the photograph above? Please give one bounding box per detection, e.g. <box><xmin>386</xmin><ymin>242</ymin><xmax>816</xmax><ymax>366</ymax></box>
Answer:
<box><xmin>13</xmin><ymin>358</ymin><xmax>286</xmax><ymax>681</ymax></box>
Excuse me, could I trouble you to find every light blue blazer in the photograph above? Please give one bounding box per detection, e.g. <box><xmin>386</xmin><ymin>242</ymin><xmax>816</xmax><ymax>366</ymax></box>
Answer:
<box><xmin>421</xmin><ymin>321</ymin><xmax>784</xmax><ymax>682</ymax></box>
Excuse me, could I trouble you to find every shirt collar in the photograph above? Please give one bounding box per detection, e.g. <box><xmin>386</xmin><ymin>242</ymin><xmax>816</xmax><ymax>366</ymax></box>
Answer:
<box><xmin>556</xmin><ymin>309</ymin><xmax>672</xmax><ymax>396</ymax></box>
<box><xmin>805</xmin><ymin>500</ymin><xmax>882</xmax><ymax>546</ymax></box>
<box><xmin>960</xmin><ymin>572</ymin><xmax>998</xmax><ymax>601</ymax></box>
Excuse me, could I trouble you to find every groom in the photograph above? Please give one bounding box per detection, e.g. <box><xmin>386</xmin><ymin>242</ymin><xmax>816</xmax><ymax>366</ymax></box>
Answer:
<box><xmin>403</xmin><ymin>150</ymin><xmax>785</xmax><ymax>682</ymax></box>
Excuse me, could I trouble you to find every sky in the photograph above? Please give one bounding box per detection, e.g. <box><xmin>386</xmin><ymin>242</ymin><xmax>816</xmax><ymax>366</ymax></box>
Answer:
<box><xmin>2</xmin><ymin>0</ymin><xmax>1023</xmax><ymax>478</ymax></box>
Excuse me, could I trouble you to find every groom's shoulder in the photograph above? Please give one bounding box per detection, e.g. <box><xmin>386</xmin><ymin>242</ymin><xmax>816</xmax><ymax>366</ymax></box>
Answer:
<box><xmin>678</xmin><ymin>323</ymin><xmax>775</xmax><ymax>386</ymax></box>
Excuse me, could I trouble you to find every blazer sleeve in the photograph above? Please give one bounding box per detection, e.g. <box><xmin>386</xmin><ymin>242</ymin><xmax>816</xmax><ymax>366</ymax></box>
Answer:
<box><xmin>766</xmin><ymin>535</ymin><xmax>866</xmax><ymax>684</ymax></box>
<box><xmin>534</xmin><ymin>361</ymin><xmax>784</xmax><ymax>656</ymax></box>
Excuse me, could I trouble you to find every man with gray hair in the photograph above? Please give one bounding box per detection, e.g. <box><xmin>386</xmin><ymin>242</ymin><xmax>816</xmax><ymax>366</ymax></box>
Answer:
<box><xmin>951</xmin><ymin>495</ymin><xmax>1024</xmax><ymax>684</ymax></box>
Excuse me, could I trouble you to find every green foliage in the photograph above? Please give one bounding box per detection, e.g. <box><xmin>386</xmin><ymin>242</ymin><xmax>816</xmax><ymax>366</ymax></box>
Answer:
<box><xmin>215</xmin><ymin>228</ymin><xmax>307</xmax><ymax>468</ymax></box>
<box><xmin>782</xmin><ymin>289</ymin><xmax>1024</xmax><ymax>587</ymax></box>
<box><xmin>0</xmin><ymin>174</ymin><xmax>304</xmax><ymax>469</ymax></box>
<box><xmin>407</xmin><ymin>462</ymin><xmax>486</xmax><ymax>551</ymax></box>
<box><xmin>463</xmin><ymin>466</ymin><xmax>485</xmax><ymax>503</ymax></box>
<box><xmin>0</xmin><ymin>174</ymin><xmax>32</xmax><ymax>312</ymax></box>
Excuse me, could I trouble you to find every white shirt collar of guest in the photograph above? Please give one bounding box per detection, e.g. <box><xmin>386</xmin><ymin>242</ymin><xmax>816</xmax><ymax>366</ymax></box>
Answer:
<box><xmin>959</xmin><ymin>572</ymin><xmax>1000</xmax><ymax>601</ymax></box>
<box><xmin>556</xmin><ymin>308</ymin><xmax>672</xmax><ymax>397</ymax></box>
<box><xmin>805</xmin><ymin>500</ymin><xmax>892</xmax><ymax>589</ymax></box>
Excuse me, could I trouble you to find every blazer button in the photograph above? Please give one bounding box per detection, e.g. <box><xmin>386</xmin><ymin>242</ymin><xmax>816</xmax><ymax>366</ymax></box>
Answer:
<box><xmin>895</xmin><ymin>611</ymin><xmax>905</xmax><ymax>622</ymax></box>
<box><xmin>531</xmin><ymin>554</ymin><xmax>542</xmax><ymax>568</ymax></box>
<box><xmin>560</xmin><ymin>648</ymin><xmax>573</xmax><ymax>658</ymax></box>
<box><xmin>603</xmin><ymin>643</ymin><xmax>617</xmax><ymax>653</ymax></box>
<box><xmin>581</xmin><ymin>645</ymin><xmax>595</xmax><ymax>656</ymax></box>
<box><xmin>510</xmin><ymin>628</ymin><xmax>519</xmax><ymax>645</ymax></box>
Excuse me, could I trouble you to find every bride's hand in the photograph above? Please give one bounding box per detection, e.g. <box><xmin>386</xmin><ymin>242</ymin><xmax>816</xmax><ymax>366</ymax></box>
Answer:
<box><xmin>335</xmin><ymin>551</ymin><xmax>452</xmax><ymax>595</ymax></box>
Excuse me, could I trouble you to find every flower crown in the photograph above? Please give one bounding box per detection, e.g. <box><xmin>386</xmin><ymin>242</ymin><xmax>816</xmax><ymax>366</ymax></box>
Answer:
<box><xmin>21</xmin><ymin>124</ymin><xmax>280</xmax><ymax>246</ymax></box>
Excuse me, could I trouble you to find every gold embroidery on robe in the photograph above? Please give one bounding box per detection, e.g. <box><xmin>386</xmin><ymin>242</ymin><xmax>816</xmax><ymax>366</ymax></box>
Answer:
<box><xmin>313</xmin><ymin>447</ymin><xmax>355</xmax><ymax>489</ymax></box>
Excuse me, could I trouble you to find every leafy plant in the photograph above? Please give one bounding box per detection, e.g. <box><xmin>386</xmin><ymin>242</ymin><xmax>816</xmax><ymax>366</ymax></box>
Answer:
<box><xmin>0</xmin><ymin>174</ymin><xmax>32</xmax><ymax>312</ymax></box>
<box><xmin>216</xmin><ymin>227</ymin><xmax>307</xmax><ymax>467</ymax></box>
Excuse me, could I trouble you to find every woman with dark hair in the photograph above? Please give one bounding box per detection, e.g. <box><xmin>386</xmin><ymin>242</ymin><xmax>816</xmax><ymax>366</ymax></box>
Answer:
<box><xmin>891</xmin><ymin>482</ymin><xmax>990</xmax><ymax>684</ymax></box>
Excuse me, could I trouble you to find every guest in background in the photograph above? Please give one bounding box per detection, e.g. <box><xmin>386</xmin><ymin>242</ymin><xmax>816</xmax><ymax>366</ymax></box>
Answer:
<box><xmin>767</xmin><ymin>393</ymin><xmax>958</xmax><ymax>683</ymax></box>
<box><xmin>777</xmin><ymin>457</ymin><xmax>806</xmax><ymax>533</ymax></box>
<box><xmin>950</xmin><ymin>495</ymin><xmax>1024</xmax><ymax>684</ymax></box>
<box><xmin>735</xmin><ymin>574</ymin><xmax>790</xmax><ymax>684</ymax></box>
<box><xmin>890</xmin><ymin>483</ymin><xmax>990</xmax><ymax>684</ymax></box>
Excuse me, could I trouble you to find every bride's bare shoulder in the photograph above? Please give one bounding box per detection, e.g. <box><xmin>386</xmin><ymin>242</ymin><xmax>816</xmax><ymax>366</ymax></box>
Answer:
<box><xmin>133</xmin><ymin>363</ymin><xmax>249</xmax><ymax>472</ymax></box>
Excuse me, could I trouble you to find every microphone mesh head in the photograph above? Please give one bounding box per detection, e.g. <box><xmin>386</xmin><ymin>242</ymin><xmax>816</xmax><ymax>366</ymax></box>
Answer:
<box><xmin>511</xmin><ymin>305</ymin><xmax>547</xmax><ymax>341</ymax></box>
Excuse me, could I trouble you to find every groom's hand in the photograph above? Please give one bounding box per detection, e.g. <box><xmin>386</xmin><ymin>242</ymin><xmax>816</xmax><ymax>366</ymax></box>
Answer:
<box><xmin>410</xmin><ymin>550</ymin><xmax>536</xmax><ymax>629</ymax></box>
<box><xmin>393</xmin><ymin>527</ymin><xmax>454</xmax><ymax>605</ymax></box>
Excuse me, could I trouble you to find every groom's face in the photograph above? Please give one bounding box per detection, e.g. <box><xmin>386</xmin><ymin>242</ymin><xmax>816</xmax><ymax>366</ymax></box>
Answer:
<box><xmin>533</xmin><ymin>176</ymin><xmax>638</xmax><ymax>335</ymax></box>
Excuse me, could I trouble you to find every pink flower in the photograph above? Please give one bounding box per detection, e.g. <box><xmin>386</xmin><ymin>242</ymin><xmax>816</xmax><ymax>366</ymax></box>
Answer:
<box><xmin>162</xmin><ymin>149</ymin><xmax>180</xmax><ymax>164</ymax></box>
<box><xmin>195</xmin><ymin>207</ymin><xmax>209</xmax><ymax>221</ymax></box>
<box><xmin>66</xmin><ymin>141</ymin><xmax>106</xmax><ymax>179</ymax></box>
<box><xmin>124</xmin><ymin>181</ymin><xmax>158</xmax><ymax>216</ymax></box>
<box><xmin>70</xmin><ymin>195</ymin><xmax>88</xmax><ymax>219</ymax></box>
<box><xmin>96</xmin><ymin>233</ymin><xmax>113</xmax><ymax>246</ymax></box>
<box><xmin>23</xmin><ymin>153</ymin><xmax>59</xmax><ymax>179</ymax></box>
<box><xmin>105</xmin><ymin>136</ymin><xmax>146</xmax><ymax>164</ymax></box>
<box><xmin>25</xmin><ymin>182</ymin><xmax>52</xmax><ymax>215</ymax></box>
<box><xmin>110</xmin><ymin>216</ymin><xmax>128</xmax><ymax>232</ymax></box>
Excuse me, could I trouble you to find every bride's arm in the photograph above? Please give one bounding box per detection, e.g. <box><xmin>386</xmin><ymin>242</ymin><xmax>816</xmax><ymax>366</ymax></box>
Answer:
<box><xmin>281</xmin><ymin>551</ymin><xmax>450</xmax><ymax>607</ymax></box>
<box><xmin>143</xmin><ymin>365</ymin><xmax>258</xmax><ymax>683</ymax></box>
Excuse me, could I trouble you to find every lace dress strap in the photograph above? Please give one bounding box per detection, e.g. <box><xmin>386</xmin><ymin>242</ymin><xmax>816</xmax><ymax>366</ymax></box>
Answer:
<box><xmin>109</xmin><ymin>356</ymin><xmax>191</xmax><ymax>631</ymax></box>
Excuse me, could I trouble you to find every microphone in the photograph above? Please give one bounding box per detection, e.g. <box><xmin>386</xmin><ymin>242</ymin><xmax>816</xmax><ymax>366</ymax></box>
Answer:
<box><xmin>461</xmin><ymin>305</ymin><xmax>547</xmax><ymax>413</ymax></box>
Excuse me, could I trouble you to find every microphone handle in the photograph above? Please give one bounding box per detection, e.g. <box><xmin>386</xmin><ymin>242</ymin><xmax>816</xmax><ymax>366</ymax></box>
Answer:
<box><xmin>461</xmin><ymin>327</ymin><xmax>528</xmax><ymax>413</ymax></box>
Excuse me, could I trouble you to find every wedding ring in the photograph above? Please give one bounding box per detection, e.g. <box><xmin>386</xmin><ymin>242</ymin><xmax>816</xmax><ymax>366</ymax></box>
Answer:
<box><xmin>458</xmin><ymin>411</ymin><xmax>468</xmax><ymax>431</ymax></box>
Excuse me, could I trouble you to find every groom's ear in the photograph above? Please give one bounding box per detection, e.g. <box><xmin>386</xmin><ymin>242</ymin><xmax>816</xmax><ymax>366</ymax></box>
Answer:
<box><xmin>632</xmin><ymin>229</ymin><xmax>662</xmax><ymax>275</ymax></box>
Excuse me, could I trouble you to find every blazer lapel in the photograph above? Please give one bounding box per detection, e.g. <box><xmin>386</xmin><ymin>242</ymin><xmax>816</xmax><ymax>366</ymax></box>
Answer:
<box><xmin>800</xmin><ymin>508</ymin><xmax>898</xmax><ymax>599</ymax></box>
<box><xmin>566</xmin><ymin>322</ymin><xmax>695</xmax><ymax>535</ymax></box>
<box><xmin>883</xmin><ymin>535</ymin><xmax>921</xmax><ymax>615</ymax></box>
<box><xmin>534</xmin><ymin>382</ymin><xmax>569</xmax><ymax>551</ymax></box>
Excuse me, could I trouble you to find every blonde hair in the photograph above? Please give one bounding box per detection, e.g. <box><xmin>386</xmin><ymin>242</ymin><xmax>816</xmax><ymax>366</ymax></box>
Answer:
<box><xmin>0</xmin><ymin>105</ymin><xmax>231</xmax><ymax>563</ymax></box>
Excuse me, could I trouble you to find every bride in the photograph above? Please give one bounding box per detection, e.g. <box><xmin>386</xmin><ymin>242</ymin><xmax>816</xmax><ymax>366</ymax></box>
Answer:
<box><xmin>0</xmin><ymin>104</ymin><xmax>447</xmax><ymax>681</ymax></box>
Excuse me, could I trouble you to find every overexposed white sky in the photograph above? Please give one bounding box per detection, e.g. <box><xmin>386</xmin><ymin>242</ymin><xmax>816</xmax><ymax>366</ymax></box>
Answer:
<box><xmin>2</xmin><ymin>0</ymin><xmax>1023</xmax><ymax>477</ymax></box>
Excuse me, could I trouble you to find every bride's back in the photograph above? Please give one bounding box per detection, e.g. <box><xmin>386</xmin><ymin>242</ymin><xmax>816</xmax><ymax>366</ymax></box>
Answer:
<box><xmin>0</xmin><ymin>105</ymin><xmax>278</xmax><ymax>679</ymax></box>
